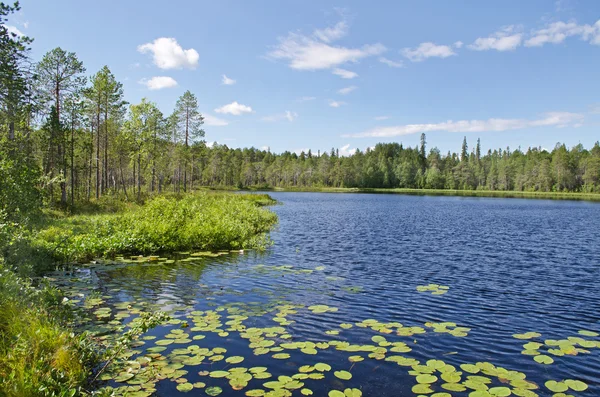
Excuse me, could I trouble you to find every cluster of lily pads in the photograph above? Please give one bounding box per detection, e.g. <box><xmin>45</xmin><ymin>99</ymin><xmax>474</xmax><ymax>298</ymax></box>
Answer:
<box><xmin>416</xmin><ymin>284</ymin><xmax>450</xmax><ymax>295</ymax></box>
<box><xmin>514</xmin><ymin>330</ymin><xmax>600</xmax><ymax>366</ymax></box>
<box><xmin>46</xmin><ymin>259</ymin><xmax>599</xmax><ymax>397</ymax></box>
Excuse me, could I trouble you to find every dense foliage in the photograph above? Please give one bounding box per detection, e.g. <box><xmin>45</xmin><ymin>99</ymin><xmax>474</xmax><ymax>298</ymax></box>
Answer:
<box><xmin>192</xmin><ymin>138</ymin><xmax>600</xmax><ymax>192</ymax></box>
<box><xmin>0</xmin><ymin>264</ymin><xmax>100</xmax><ymax>397</ymax></box>
<box><xmin>35</xmin><ymin>193</ymin><xmax>278</xmax><ymax>263</ymax></box>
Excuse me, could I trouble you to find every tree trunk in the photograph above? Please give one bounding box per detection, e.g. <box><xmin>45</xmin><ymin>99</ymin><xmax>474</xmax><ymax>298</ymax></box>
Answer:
<box><xmin>70</xmin><ymin>109</ymin><xmax>75</xmax><ymax>209</ymax></box>
<box><xmin>96</xmin><ymin>106</ymin><xmax>101</xmax><ymax>199</ymax></box>
<box><xmin>137</xmin><ymin>151</ymin><xmax>141</xmax><ymax>200</ymax></box>
<box><xmin>104</xmin><ymin>106</ymin><xmax>108</xmax><ymax>194</ymax></box>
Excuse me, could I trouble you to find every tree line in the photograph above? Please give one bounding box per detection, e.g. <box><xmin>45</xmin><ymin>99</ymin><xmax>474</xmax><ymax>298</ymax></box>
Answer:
<box><xmin>1</xmin><ymin>1</ymin><xmax>600</xmax><ymax>220</ymax></box>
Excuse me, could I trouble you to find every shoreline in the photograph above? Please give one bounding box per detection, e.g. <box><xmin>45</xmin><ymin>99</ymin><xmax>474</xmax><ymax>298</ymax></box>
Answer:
<box><xmin>236</xmin><ymin>187</ymin><xmax>600</xmax><ymax>202</ymax></box>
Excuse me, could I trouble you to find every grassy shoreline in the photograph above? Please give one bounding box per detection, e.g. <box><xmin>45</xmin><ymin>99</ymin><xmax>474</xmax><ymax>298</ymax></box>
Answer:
<box><xmin>253</xmin><ymin>187</ymin><xmax>600</xmax><ymax>202</ymax></box>
<box><xmin>0</xmin><ymin>192</ymin><xmax>278</xmax><ymax>396</ymax></box>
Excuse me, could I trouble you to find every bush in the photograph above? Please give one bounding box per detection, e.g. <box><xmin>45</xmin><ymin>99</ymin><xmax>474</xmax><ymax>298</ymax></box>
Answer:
<box><xmin>36</xmin><ymin>192</ymin><xmax>278</xmax><ymax>263</ymax></box>
<box><xmin>0</xmin><ymin>265</ymin><xmax>100</xmax><ymax>397</ymax></box>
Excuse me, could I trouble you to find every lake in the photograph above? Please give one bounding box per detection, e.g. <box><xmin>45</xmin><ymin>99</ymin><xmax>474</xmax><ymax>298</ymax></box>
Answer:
<box><xmin>48</xmin><ymin>193</ymin><xmax>600</xmax><ymax>397</ymax></box>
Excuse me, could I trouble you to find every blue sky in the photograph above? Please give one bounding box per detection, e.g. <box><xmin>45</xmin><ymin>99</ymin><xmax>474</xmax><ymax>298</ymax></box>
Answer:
<box><xmin>8</xmin><ymin>0</ymin><xmax>600</xmax><ymax>155</ymax></box>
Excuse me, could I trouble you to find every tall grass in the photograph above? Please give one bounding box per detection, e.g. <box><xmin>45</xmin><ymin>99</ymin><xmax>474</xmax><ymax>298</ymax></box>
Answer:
<box><xmin>0</xmin><ymin>265</ymin><xmax>99</xmax><ymax>397</ymax></box>
<box><xmin>35</xmin><ymin>192</ymin><xmax>278</xmax><ymax>263</ymax></box>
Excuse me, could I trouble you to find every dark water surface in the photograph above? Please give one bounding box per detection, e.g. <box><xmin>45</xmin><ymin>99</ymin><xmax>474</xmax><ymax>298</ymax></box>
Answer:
<box><xmin>49</xmin><ymin>193</ymin><xmax>600</xmax><ymax>396</ymax></box>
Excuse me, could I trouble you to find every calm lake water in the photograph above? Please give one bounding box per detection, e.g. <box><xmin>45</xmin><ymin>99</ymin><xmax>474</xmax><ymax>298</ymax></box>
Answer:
<box><xmin>49</xmin><ymin>193</ymin><xmax>600</xmax><ymax>397</ymax></box>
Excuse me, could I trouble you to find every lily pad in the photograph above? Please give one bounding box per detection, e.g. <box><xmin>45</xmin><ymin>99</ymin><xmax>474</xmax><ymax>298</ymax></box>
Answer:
<box><xmin>206</xmin><ymin>386</ymin><xmax>223</xmax><ymax>396</ymax></box>
<box><xmin>334</xmin><ymin>370</ymin><xmax>352</xmax><ymax>380</ymax></box>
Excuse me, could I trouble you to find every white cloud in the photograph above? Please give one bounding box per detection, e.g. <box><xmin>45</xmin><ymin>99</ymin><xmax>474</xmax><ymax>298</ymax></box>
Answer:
<box><xmin>313</xmin><ymin>21</ymin><xmax>349</xmax><ymax>43</ymax></box>
<box><xmin>374</xmin><ymin>116</ymin><xmax>390</xmax><ymax>121</ymax></box>
<box><xmin>329</xmin><ymin>100</ymin><xmax>346</xmax><ymax>108</ymax></box>
<box><xmin>338</xmin><ymin>86</ymin><xmax>357</xmax><ymax>95</ymax></box>
<box><xmin>222</xmin><ymin>74</ymin><xmax>236</xmax><ymax>85</ymax></box>
<box><xmin>402</xmin><ymin>42</ymin><xmax>456</xmax><ymax>62</ymax></box>
<box><xmin>6</xmin><ymin>25</ymin><xmax>24</xmax><ymax>36</ymax></box>
<box><xmin>139</xmin><ymin>76</ymin><xmax>178</xmax><ymax>90</ymax></box>
<box><xmin>23</xmin><ymin>21</ymin><xmax>29</xmax><ymax>29</ymax></box>
<box><xmin>525</xmin><ymin>20</ymin><xmax>600</xmax><ymax>47</ymax></box>
<box><xmin>338</xmin><ymin>144</ymin><xmax>357</xmax><ymax>156</ymax></box>
<box><xmin>215</xmin><ymin>101</ymin><xmax>253</xmax><ymax>116</ymax></box>
<box><xmin>346</xmin><ymin>112</ymin><xmax>584</xmax><ymax>138</ymax></box>
<box><xmin>332</xmin><ymin>68</ymin><xmax>358</xmax><ymax>79</ymax></box>
<box><xmin>267</xmin><ymin>20</ymin><xmax>385</xmax><ymax>71</ymax></box>
<box><xmin>203</xmin><ymin>113</ymin><xmax>229</xmax><ymax>126</ymax></box>
<box><xmin>137</xmin><ymin>37</ymin><xmax>199</xmax><ymax>69</ymax></box>
<box><xmin>454</xmin><ymin>41</ymin><xmax>464</xmax><ymax>49</ymax></box>
<box><xmin>298</xmin><ymin>96</ymin><xmax>316</xmax><ymax>101</ymax></box>
<box><xmin>379</xmin><ymin>57</ymin><xmax>404</xmax><ymax>68</ymax></box>
<box><xmin>206</xmin><ymin>141</ymin><xmax>216</xmax><ymax>148</ymax></box>
<box><xmin>469</xmin><ymin>26</ymin><xmax>523</xmax><ymax>51</ymax></box>
<box><xmin>261</xmin><ymin>110</ymin><xmax>298</xmax><ymax>122</ymax></box>
<box><xmin>261</xmin><ymin>146</ymin><xmax>270</xmax><ymax>151</ymax></box>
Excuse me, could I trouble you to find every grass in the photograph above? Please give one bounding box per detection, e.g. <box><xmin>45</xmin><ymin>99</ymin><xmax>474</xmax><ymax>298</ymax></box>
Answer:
<box><xmin>0</xmin><ymin>265</ymin><xmax>100</xmax><ymax>397</ymax></box>
<box><xmin>0</xmin><ymin>191</ymin><xmax>278</xmax><ymax>396</ymax></box>
<box><xmin>34</xmin><ymin>191</ymin><xmax>278</xmax><ymax>264</ymax></box>
<box><xmin>267</xmin><ymin>187</ymin><xmax>600</xmax><ymax>202</ymax></box>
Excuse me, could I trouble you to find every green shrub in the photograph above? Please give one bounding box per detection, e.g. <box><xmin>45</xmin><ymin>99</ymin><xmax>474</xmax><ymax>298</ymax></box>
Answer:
<box><xmin>36</xmin><ymin>192</ymin><xmax>278</xmax><ymax>263</ymax></box>
<box><xmin>0</xmin><ymin>265</ymin><xmax>100</xmax><ymax>397</ymax></box>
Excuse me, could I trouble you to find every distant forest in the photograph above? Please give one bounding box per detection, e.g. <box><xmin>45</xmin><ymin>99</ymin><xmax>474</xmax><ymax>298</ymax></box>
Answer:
<box><xmin>2</xmin><ymin>2</ymin><xmax>600</xmax><ymax>214</ymax></box>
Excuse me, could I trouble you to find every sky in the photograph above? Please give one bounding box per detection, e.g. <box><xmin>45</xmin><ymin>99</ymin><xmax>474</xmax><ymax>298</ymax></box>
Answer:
<box><xmin>7</xmin><ymin>0</ymin><xmax>600</xmax><ymax>155</ymax></box>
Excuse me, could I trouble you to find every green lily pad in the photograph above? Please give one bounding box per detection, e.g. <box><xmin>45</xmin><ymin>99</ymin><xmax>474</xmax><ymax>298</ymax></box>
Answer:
<box><xmin>315</xmin><ymin>363</ymin><xmax>331</xmax><ymax>372</ymax></box>
<box><xmin>226</xmin><ymin>356</ymin><xmax>245</xmax><ymax>364</ymax></box>
<box><xmin>206</xmin><ymin>386</ymin><xmax>223</xmax><ymax>396</ymax></box>
<box><xmin>344</xmin><ymin>388</ymin><xmax>362</xmax><ymax>397</ymax></box>
<box><xmin>245</xmin><ymin>390</ymin><xmax>265</xmax><ymax>396</ymax></box>
<box><xmin>412</xmin><ymin>384</ymin><xmax>434</xmax><ymax>394</ymax></box>
<box><xmin>329</xmin><ymin>391</ymin><xmax>345</xmax><ymax>397</ymax></box>
<box><xmin>176</xmin><ymin>383</ymin><xmax>194</xmax><ymax>392</ymax></box>
<box><xmin>417</xmin><ymin>374</ymin><xmax>438</xmax><ymax>384</ymax></box>
<box><xmin>209</xmin><ymin>371</ymin><xmax>229</xmax><ymax>378</ymax></box>
<box><xmin>301</xmin><ymin>388</ymin><xmax>313</xmax><ymax>395</ymax></box>
<box><xmin>533</xmin><ymin>355</ymin><xmax>553</xmax><ymax>364</ymax></box>
<box><xmin>564</xmin><ymin>379</ymin><xmax>588</xmax><ymax>391</ymax></box>
<box><xmin>334</xmin><ymin>370</ymin><xmax>352</xmax><ymax>380</ymax></box>
<box><xmin>545</xmin><ymin>380</ymin><xmax>568</xmax><ymax>393</ymax></box>
<box><xmin>489</xmin><ymin>387</ymin><xmax>511</xmax><ymax>396</ymax></box>
<box><xmin>460</xmin><ymin>364</ymin><xmax>480</xmax><ymax>374</ymax></box>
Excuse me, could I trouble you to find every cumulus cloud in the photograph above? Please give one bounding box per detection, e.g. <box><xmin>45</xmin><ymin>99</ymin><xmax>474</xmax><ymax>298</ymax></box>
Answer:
<box><xmin>138</xmin><ymin>37</ymin><xmax>199</xmax><ymax>69</ymax></box>
<box><xmin>332</xmin><ymin>68</ymin><xmax>358</xmax><ymax>79</ymax></box>
<box><xmin>454</xmin><ymin>41</ymin><xmax>464</xmax><ymax>49</ymax></box>
<box><xmin>222</xmin><ymin>75</ymin><xmax>236</xmax><ymax>85</ymax></box>
<box><xmin>261</xmin><ymin>111</ymin><xmax>298</xmax><ymax>122</ymax></box>
<box><xmin>338</xmin><ymin>144</ymin><xmax>358</xmax><ymax>156</ymax></box>
<box><xmin>402</xmin><ymin>42</ymin><xmax>456</xmax><ymax>62</ymax></box>
<box><xmin>379</xmin><ymin>57</ymin><xmax>404</xmax><ymax>68</ymax></box>
<box><xmin>215</xmin><ymin>101</ymin><xmax>253</xmax><ymax>116</ymax></box>
<box><xmin>338</xmin><ymin>86</ymin><xmax>357</xmax><ymax>95</ymax></box>
<box><xmin>5</xmin><ymin>25</ymin><xmax>24</xmax><ymax>36</ymax></box>
<box><xmin>267</xmin><ymin>20</ymin><xmax>385</xmax><ymax>71</ymax></box>
<box><xmin>329</xmin><ymin>100</ymin><xmax>346</xmax><ymax>108</ymax></box>
<box><xmin>525</xmin><ymin>20</ymin><xmax>600</xmax><ymax>47</ymax></box>
<box><xmin>313</xmin><ymin>21</ymin><xmax>349</xmax><ymax>43</ymax></box>
<box><xmin>203</xmin><ymin>114</ymin><xmax>229</xmax><ymax>126</ymax></box>
<box><xmin>469</xmin><ymin>26</ymin><xmax>523</xmax><ymax>51</ymax></box>
<box><xmin>139</xmin><ymin>76</ymin><xmax>178</xmax><ymax>90</ymax></box>
<box><xmin>346</xmin><ymin>112</ymin><xmax>584</xmax><ymax>138</ymax></box>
